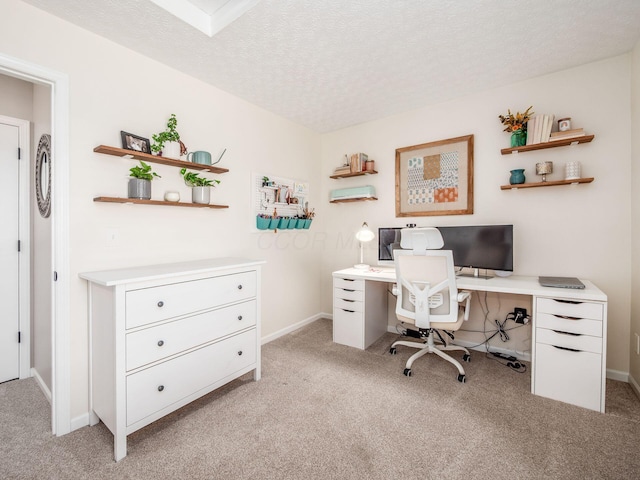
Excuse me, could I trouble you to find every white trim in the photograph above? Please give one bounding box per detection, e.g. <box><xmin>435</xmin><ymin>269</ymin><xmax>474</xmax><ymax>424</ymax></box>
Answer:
<box><xmin>606</xmin><ymin>368</ymin><xmax>629</xmax><ymax>382</ymax></box>
<box><xmin>0</xmin><ymin>114</ymin><xmax>31</xmax><ymax>380</ymax></box>
<box><xmin>261</xmin><ymin>314</ymin><xmax>326</xmax><ymax>345</ymax></box>
<box><xmin>71</xmin><ymin>412</ymin><xmax>90</xmax><ymax>432</ymax></box>
<box><xmin>0</xmin><ymin>53</ymin><xmax>71</xmax><ymax>437</ymax></box>
<box><xmin>31</xmin><ymin>367</ymin><xmax>51</xmax><ymax>403</ymax></box>
<box><xmin>629</xmin><ymin>373</ymin><xmax>640</xmax><ymax>400</ymax></box>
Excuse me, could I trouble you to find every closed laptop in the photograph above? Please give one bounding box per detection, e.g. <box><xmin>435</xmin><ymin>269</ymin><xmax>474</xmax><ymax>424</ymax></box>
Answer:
<box><xmin>538</xmin><ymin>276</ymin><xmax>585</xmax><ymax>289</ymax></box>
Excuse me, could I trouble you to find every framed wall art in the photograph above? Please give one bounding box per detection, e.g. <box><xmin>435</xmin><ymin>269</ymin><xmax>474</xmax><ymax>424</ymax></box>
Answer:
<box><xmin>395</xmin><ymin>134</ymin><xmax>474</xmax><ymax>217</ymax></box>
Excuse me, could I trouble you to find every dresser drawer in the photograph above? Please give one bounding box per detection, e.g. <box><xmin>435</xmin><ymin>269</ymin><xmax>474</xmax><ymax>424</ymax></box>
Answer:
<box><xmin>534</xmin><ymin>342</ymin><xmax>602</xmax><ymax>411</ymax></box>
<box><xmin>334</xmin><ymin>277</ymin><xmax>364</xmax><ymax>291</ymax></box>
<box><xmin>126</xmin><ymin>300</ymin><xmax>256</xmax><ymax>371</ymax></box>
<box><xmin>334</xmin><ymin>297</ymin><xmax>363</xmax><ymax>313</ymax></box>
<box><xmin>126</xmin><ymin>271</ymin><xmax>256</xmax><ymax>329</ymax></box>
<box><xmin>536</xmin><ymin>327</ymin><xmax>602</xmax><ymax>354</ymax></box>
<box><xmin>126</xmin><ymin>328</ymin><xmax>256</xmax><ymax>426</ymax></box>
<box><xmin>334</xmin><ymin>287</ymin><xmax>364</xmax><ymax>302</ymax></box>
<box><xmin>536</xmin><ymin>298</ymin><xmax>603</xmax><ymax>321</ymax></box>
<box><xmin>536</xmin><ymin>312</ymin><xmax>602</xmax><ymax>337</ymax></box>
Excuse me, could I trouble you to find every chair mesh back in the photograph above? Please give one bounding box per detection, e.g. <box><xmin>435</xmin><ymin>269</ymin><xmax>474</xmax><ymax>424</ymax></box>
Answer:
<box><xmin>397</xmin><ymin>253</ymin><xmax>453</xmax><ymax>318</ymax></box>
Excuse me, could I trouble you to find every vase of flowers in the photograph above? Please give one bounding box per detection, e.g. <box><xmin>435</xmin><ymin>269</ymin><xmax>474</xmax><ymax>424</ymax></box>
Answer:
<box><xmin>499</xmin><ymin>106</ymin><xmax>533</xmax><ymax>147</ymax></box>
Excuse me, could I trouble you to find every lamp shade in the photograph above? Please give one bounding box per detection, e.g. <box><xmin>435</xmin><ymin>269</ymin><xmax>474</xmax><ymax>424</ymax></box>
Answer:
<box><xmin>354</xmin><ymin>222</ymin><xmax>375</xmax><ymax>269</ymax></box>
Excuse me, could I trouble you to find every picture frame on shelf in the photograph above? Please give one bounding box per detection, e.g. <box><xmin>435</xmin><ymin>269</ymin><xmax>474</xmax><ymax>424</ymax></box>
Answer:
<box><xmin>395</xmin><ymin>134</ymin><xmax>474</xmax><ymax>217</ymax></box>
<box><xmin>120</xmin><ymin>131</ymin><xmax>151</xmax><ymax>154</ymax></box>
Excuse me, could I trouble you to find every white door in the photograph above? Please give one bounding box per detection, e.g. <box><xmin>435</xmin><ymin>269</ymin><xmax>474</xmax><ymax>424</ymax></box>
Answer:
<box><xmin>0</xmin><ymin>121</ymin><xmax>19</xmax><ymax>383</ymax></box>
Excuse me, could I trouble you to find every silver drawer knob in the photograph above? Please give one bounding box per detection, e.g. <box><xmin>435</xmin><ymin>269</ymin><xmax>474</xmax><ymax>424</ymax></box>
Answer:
<box><xmin>157</xmin><ymin>301</ymin><xmax>164</xmax><ymax>307</ymax></box>
<box><xmin>157</xmin><ymin>340</ymin><xmax>164</xmax><ymax>347</ymax></box>
<box><xmin>157</xmin><ymin>385</ymin><xmax>164</xmax><ymax>392</ymax></box>
<box><xmin>237</xmin><ymin>350</ymin><xmax>243</xmax><ymax>356</ymax></box>
<box><xmin>237</xmin><ymin>315</ymin><xmax>243</xmax><ymax>321</ymax></box>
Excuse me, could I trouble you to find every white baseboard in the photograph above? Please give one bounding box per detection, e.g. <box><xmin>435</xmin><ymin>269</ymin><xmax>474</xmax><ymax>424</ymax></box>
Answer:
<box><xmin>629</xmin><ymin>373</ymin><xmax>640</xmax><ymax>399</ymax></box>
<box><xmin>386</xmin><ymin>326</ymin><xmax>532</xmax><ymax>362</ymax></box>
<box><xmin>606</xmin><ymin>368</ymin><xmax>629</xmax><ymax>382</ymax></box>
<box><xmin>71</xmin><ymin>413</ymin><xmax>90</xmax><ymax>432</ymax></box>
<box><xmin>31</xmin><ymin>368</ymin><xmax>51</xmax><ymax>403</ymax></box>
<box><xmin>261</xmin><ymin>313</ymin><xmax>327</xmax><ymax>345</ymax></box>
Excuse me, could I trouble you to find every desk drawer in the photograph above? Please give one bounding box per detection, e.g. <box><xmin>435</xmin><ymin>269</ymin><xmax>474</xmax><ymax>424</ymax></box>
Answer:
<box><xmin>126</xmin><ymin>271</ymin><xmax>256</xmax><ymax>329</ymax></box>
<box><xmin>126</xmin><ymin>328</ymin><xmax>256</xmax><ymax>426</ymax></box>
<box><xmin>126</xmin><ymin>300</ymin><xmax>256</xmax><ymax>371</ymax></box>
<box><xmin>536</xmin><ymin>298</ymin><xmax>603</xmax><ymax>321</ymax></box>
<box><xmin>334</xmin><ymin>277</ymin><xmax>364</xmax><ymax>291</ymax></box>
<box><xmin>534</xmin><ymin>342</ymin><xmax>602</xmax><ymax>411</ymax></box>
<box><xmin>334</xmin><ymin>297</ymin><xmax>363</xmax><ymax>313</ymax></box>
<box><xmin>536</xmin><ymin>313</ymin><xmax>602</xmax><ymax>337</ymax></box>
<box><xmin>333</xmin><ymin>308</ymin><xmax>364</xmax><ymax>349</ymax></box>
<box><xmin>334</xmin><ymin>287</ymin><xmax>364</xmax><ymax>302</ymax></box>
<box><xmin>536</xmin><ymin>327</ymin><xmax>602</xmax><ymax>354</ymax></box>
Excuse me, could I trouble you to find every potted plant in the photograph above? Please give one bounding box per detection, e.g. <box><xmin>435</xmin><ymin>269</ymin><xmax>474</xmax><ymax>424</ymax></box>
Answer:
<box><xmin>499</xmin><ymin>106</ymin><xmax>534</xmax><ymax>147</ymax></box>
<box><xmin>302</xmin><ymin>205</ymin><xmax>315</xmax><ymax>229</ymax></box>
<box><xmin>128</xmin><ymin>161</ymin><xmax>161</xmax><ymax>200</ymax></box>
<box><xmin>179</xmin><ymin>168</ymin><xmax>220</xmax><ymax>204</ymax></box>
<box><xmin>151</xmin><ymin>113</ymin><xmax>187</xmax><ymax>159</ymax></box>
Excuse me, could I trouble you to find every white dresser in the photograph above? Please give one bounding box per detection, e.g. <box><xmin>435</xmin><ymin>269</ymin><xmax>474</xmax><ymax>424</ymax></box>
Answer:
<box><xmin>80</xmin><ymin>258</ymin><xmax>264</xmax><ymax>461</ymax></box>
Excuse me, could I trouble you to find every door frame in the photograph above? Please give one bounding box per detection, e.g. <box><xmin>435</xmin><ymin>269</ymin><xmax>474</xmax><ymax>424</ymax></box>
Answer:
<box><xmin>0</xmin><ymin>53</ymin><xmax>71</xmax><ymax>436</ymax></box>
<box><xmin>0</xmin><ymin>114</ymin><xmax>31</xmax><ymax>380</ymax></box>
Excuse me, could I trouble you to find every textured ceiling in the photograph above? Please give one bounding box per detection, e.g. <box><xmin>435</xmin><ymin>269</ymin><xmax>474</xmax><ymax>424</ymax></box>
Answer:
<box><xmin>21</xmin><ymin>0</ymin><xmax>640</xmax><ymax>133</ymax></box>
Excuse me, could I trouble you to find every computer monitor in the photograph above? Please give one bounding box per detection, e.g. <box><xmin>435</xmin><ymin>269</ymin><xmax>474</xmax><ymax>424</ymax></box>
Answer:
<box><xmin>437</xmin><ymin>224</ymin><xmax>513</xmax><ymax>277</ymax></box>
<box><xmin>377</xmin><ymin>227</ymin><xmax>402</xmax><ymax>265</ymax></box>
<box><xmin>378</xmin><ymin>225</ymin><xmax>513</xmax><ymax>276</ymax></box>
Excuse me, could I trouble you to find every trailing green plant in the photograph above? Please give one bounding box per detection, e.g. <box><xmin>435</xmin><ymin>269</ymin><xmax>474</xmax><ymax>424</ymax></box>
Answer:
<box><xmin>151</xmin><ymin>113</ymin><xmax>181</xmax><ymax>153</ymax></box>
<box><xmin>180</xmin><ymin>168</ymin><xmax>221</xmax><ymax>187</ymax></box>
<box><xmin>129</xmin><ymin>161</ymin><xmax>161</xmax><ymax>180</ymax></box>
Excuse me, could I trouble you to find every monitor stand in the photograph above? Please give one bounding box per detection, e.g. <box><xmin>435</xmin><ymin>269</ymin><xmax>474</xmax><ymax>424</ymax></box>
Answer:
<box><xmin>456</xmin><ymin>268</ymin><xmax>493</xmax><ymax>279</ymax></box>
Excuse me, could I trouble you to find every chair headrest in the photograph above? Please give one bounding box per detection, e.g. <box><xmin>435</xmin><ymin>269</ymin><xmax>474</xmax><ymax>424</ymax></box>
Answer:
<box><xmin>400</xmin><ymin>227</ymin><xmax>444</xmax><ymax>253</ymax></box>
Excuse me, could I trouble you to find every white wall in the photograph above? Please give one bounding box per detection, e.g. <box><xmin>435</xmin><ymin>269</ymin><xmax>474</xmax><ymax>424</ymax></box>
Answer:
<box><xmin>2</xmin><ymin>0</ymin><xmax>322</xmax><ymax>422</ymax></box>
<box><xmin>321</xmin><ymin>55</ymin><xmax>632</xmax><ymax>373</ymax></box>
<box><xmin>630</xmin><ymin>39</ymin><xmax>640</xmax><ymax>392</ymax></box>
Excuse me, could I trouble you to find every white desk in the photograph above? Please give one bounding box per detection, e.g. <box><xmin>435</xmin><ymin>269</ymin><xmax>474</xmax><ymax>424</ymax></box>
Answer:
<box><xmin>332</xmin><ymin>267</ymin><xmax>608</xmax><ymax>412</ymax></box>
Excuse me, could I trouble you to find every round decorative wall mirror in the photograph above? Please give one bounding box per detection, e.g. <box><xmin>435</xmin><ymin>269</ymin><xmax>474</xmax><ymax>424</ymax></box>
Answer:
<box><xmin>35</xmin><ymin>133</ymin><xmax>52</xmax><ymax>218</ymax></box>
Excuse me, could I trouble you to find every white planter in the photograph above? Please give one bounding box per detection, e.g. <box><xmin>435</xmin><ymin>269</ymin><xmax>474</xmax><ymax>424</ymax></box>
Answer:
<box><xmin>161</xmin><ymin>141</ymin><xmax>181</xmax><ymax>160</ymax></box>
<box><xmin>192</xmin><ymin>186</ymin><xmax>210</xmax><ymax>204</ymax></box>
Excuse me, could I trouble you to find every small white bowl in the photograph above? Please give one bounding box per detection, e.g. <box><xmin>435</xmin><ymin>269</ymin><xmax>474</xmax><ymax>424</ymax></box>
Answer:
<box><xmin>164</xmin><ymin>191</ymin><xmax>180</xmax><ymax>202</ymax></box>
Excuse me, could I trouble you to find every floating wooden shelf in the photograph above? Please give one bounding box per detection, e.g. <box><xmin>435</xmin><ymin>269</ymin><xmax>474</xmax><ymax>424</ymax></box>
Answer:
<box><xmin>94</xmin><ymin>196</ymin><xmax>229</xmax><ymax>209</ymax></box>
<box><xmin>330</xmin><ymin>197</ymin><xmax>378</xmax><ymax>203</ymax></box>
<box><xmin>500</xmin><ymin>135</ymin><xmax>594</xmax><ymax>155</ymax></box>
<box><xmin>94</xmin><ymin>145</ymin><xmax>229</xmax><ymax>174</ymax></box>
<box><xmin>329</xmin><ymin>170</ymin><xmax>378</xmax><ymax>179</ymax></box>
<box><xmin>500</xmin><ymin>177</ymin><xmax>594</xmax><ymax>190</ymax></box>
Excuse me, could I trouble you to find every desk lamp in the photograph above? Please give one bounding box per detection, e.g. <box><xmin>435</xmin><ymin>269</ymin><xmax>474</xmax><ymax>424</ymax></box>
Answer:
<box><xmin>354</xmin><ymin>222</ymin><xmax>375</xmax><ymax>269</ymax></box>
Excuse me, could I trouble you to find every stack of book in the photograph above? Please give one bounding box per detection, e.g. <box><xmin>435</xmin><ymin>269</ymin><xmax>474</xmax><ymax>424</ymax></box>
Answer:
<box><xmin>526</xmin><ymin>114</ymin><xmax>555</xmax><ymax>145</ymax></box>
<box><xmin>349</xmin><ymin>152</ymin><xmax>368</xmax><ymax>173</ymax></box>
<box><xmin>334</xmin><ymin>165</ymin><xmax>351</xmax><ymax>175</ymax></box>
<box><xmin>549</xmin><ymin>128</ymin><xmax>585</xmax><ymax>141</ymax></box>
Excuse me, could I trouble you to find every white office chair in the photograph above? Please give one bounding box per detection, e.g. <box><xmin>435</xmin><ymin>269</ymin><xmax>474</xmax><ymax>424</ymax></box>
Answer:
<box><xmin>389</xmin><ymin>228</ymin><xmax>472</xmax><ymax>382</ymax></box>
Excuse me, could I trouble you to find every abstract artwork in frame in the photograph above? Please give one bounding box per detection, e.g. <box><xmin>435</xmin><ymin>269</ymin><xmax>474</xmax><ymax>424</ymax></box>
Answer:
<box><xmin>395</xmin><ymin>134</ymin><xmax>474</xmax><ymax>217</ymax></box>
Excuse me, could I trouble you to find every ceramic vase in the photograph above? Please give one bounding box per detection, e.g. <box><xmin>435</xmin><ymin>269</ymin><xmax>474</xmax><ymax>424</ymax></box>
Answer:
<box><xmin>509</xmin><ymin>169</ymin><xmax>526</xmax><ymax>185</ymax></box>
<box><xmin>191</xmin><ymin>186</ymin><xmax>210</xmax><ymax>204</ymax></box>
<box><xmin>161</xmin><ymin>141</ymin><xmax>181</xmax><ymax>160</ymax></box>
<box><xmin>510</xmin><ymin>130</ymin><xmax>526</xmax><ymax>148</ymax></box>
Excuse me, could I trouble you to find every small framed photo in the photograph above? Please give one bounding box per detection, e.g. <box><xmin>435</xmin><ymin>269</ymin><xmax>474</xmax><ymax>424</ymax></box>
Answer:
<box><xmin>120</xmin><ymin>131</ymin><xmax>151</xmax><ymax>154</ymax></box>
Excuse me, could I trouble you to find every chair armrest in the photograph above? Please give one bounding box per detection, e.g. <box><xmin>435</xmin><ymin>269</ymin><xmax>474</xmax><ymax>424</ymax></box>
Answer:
<box><xmin>457</xmin><ymin>291</ymin><xmax>471</xmax><ymax>321</ymax></box>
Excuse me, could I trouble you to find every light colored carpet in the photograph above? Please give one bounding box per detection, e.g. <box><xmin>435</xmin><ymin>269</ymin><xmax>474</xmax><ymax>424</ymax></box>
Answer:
<box><xmin>1</xmin><ymin>318</ymin><xmax>639</xmax><ymax>479</ymax></box>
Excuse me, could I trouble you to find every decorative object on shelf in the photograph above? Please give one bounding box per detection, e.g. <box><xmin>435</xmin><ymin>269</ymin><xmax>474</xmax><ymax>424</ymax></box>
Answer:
<box><xmin>179</xmin><ymin>167</ymin><xmax>220</xmax><ymax>204</ymax></box>
<box><xmin>128</xmin><ymin>161</ymin><xmax>160</xmax><ymax>200</ymax></box>
<box><xmin>151</xmin><ymin>113</ymin><xmax>187</xmax><ymax>160</ymax></box>
<box><xmin>558</xmin><ymin>117</ymin><xmax>571</xmax><ymax>131</ymax></box>
<box><xmin>35</xmin><ymin>133</ymin><xmax>52</xmax><ymax>218</ymax></box>
<box><xmin>535</xmin><ymin>162</ymin><xmax>553</xmax><ymax>182</ymax></box>
<box><xmin>349</xmin><ymin>152</ymin><xmax>368</xmax><ymax>173</ymax></box>
<box><xmin>354</xmin><ymin>222</ymin><xmax>375</xmax><ymax>269</ymax></box>
<box><xmin>120</xmin><ymin>131</ymin><xmax>151</xmax><ymax>154</ymax></box>
<box><xmin>186</xmin><ymin>150</ymin><xmax>211</xmax><ymax>165</ymax></box>
<box><xmin>261</xmin><ymin>176</ymin><xmax>271</xmax><ymax>187</ymax></box>
<box><xmin>365</xmin><ymin>160</ymin><xmax>375</xmax><ymax>172</ymax></box>
<box><xmin>395</xmin><ymin>135</ymin><xmax>473</xmax><ymax>217</ymax></box>
<box><xmin>565</xmin><ymin>161</ymin><xmax>581</xmax><ymax>180</ymax></box>
<box><xmin>509</xmin><ymin>169</ymin><xmax>526</xmax><ymax>185</ymax></box>
<box><xmin>499</xmin><ymin>106</ymin><xmax>533</xmax><ymax>148</ymax></box>
<box><xmin>164</xmin><ymin>191</ymin><xmax>180</xmax><ymax>202</ymax></box>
